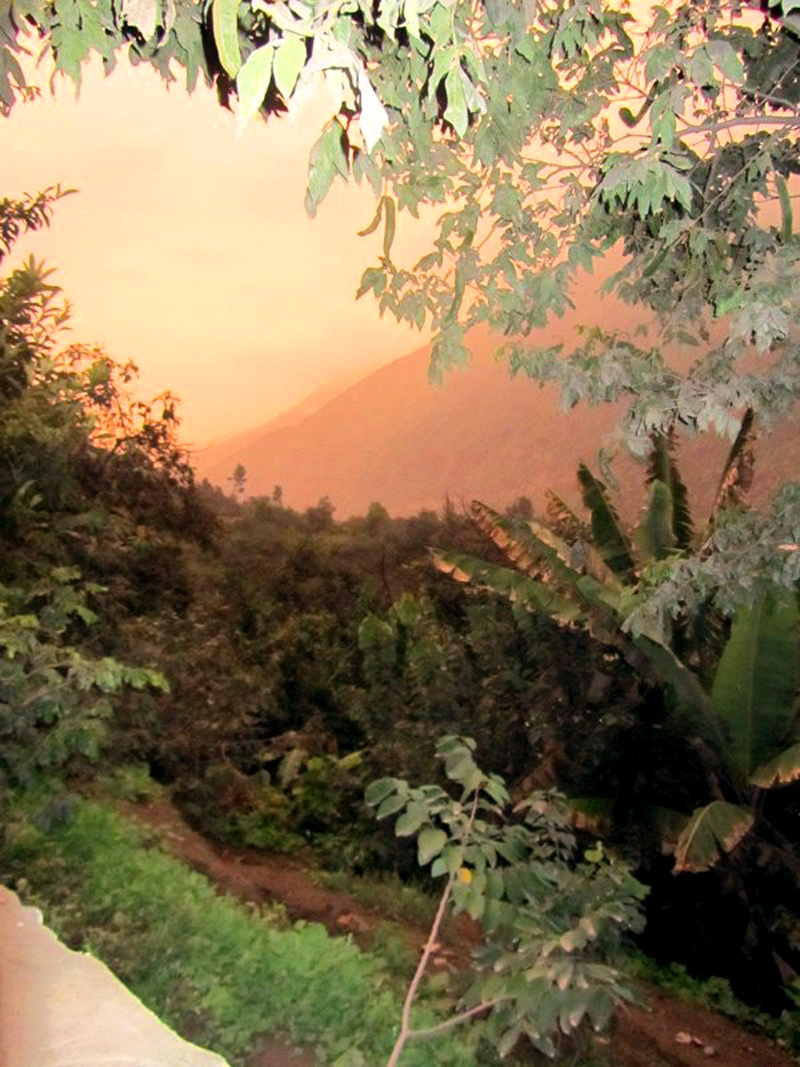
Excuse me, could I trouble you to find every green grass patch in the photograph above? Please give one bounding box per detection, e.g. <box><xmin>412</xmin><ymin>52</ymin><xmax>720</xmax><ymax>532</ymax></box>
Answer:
<box><xmin>1</xmin><ymin>792</ymin><xmax>480</xmax><ymax>1067</ymax></box>
<box><xmin>316</xmin><ymin>869</ymin><xmax>441</xmax><ymax>930</ymax></box>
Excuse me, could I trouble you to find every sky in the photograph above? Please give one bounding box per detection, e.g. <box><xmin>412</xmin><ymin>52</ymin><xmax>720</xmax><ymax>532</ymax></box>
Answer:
<box><xmin>3</xmin><ymin>55</ymin><xmax>426</xmax><ymax>446</ymax></box>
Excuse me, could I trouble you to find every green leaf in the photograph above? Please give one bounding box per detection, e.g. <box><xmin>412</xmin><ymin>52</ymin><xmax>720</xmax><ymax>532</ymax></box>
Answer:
<box><xmin>211</xmin><ymin>0</ymin><xmax>242</xmax><ymax>78</ymax></box>
<box><xmin>364</xmin><ymin>777</ymin><xmax>396</xmax><ymax>806</ymax></box>
<box><xmin>636</xmin><ymin>479</ymin><xmax>675</xmax><ymax>563</ymax></box>
<box><xmin>395</xmin><ymin>802</ymin><xmax>427</xmax><ymax>836</ymax></box>
<box><xmin>431</xmin><ymin>550</ymin><xmax>584</xmax><ymax>626</ymax></box>
<box><xmin>444</xmin><ymin>69</ymin><xmax>468</xmax><ymax>137</ymax></box>
<box><xmin>711</xmin><ymin>593</ymin><xmax>800</xmax><ymax>782</ymax></box>
<box><xmin>673</xmin><ymin>801</ymin><xmax>754</xmax><ymax>872</ymax></box>
<box><xmin>305</xmin><ymin>122</ymin><xmax>348</xmax><ymax>217</ymax></box>
<box><xmin>751</xmin><ymin>743</ymin><xmax>800</xmax><ymax>789</ymax></box>
<box><xmin>577</xmin><ymin>464</ymin><xmax>637</xmax><ymax>584</ymax></box>
<box><xmin>418</xmin><ymin>826</ymin><xmax>447</xmax><ymax>865</ymax></box>
<box><xmin>645</xmin><ymin>432</ymin><xmax>692</xmax><ymax>550</ymax></box>
<box><xmin>273</xmin><ymin>36</ymin><xmax>306</xmax><ymax>101</ymax></box>
<box><xmin>377</xmin><ymin>792</ymin><xmax>407</xmax><ymax>818</ymax></box>
<box><xmin>633</xmin><ymin>634</ymin><xmax>724</xmax><ymax>749</ymax></box>
<box><xmin>236</xmin><ymin>44</ymin><xmax>274</xmax><ymax>132</ymax></box>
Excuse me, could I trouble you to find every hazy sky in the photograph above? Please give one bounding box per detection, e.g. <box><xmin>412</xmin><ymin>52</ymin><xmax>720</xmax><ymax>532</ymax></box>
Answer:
<box><xmin>3</xmin><ymin>57</ymin><xmax>426</xmax><ymax>446</ymax></box>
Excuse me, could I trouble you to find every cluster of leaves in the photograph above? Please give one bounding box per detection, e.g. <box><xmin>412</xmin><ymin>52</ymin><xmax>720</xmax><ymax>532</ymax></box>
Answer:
<box><xmin>5</xmin><ymin>4</ymin><xmax>800</xmax><ymax>430</ymax></box>
<box><xmin>161</xmin><ymin>490</ymin><xmax>624</xmax><ymax>878</ymax></box>
<box><xmin>0</xmin><ymin>570</ymin><xmax>167</xmax><ymax>791</ymax></box>
<box><xmin>433</xmin><ymin>431</ymin><xmax>800</xmax><ymax>1003</ymax></box>
<box><xmin>367</xmin><ymin>736</ymin><xmax>647</xmax><ymax>1061</ymax></box>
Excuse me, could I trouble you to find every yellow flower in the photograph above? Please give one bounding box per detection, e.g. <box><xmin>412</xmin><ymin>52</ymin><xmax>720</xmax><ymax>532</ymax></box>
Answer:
<box><xmin>458</xmin><ymin>867</ymin><xmax>472</xmax><ymax>884</ymax></box>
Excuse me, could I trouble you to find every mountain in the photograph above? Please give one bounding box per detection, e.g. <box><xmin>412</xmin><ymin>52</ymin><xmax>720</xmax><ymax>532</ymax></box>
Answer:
<box><xmin>191</xmin><ymin>328</ymin><xmax>799</xmax><ymax>520</ymax></box>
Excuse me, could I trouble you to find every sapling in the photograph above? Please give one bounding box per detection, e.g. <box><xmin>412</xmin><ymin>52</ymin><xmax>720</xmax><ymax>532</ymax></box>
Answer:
<box><xmin>366</xmin><ymin>736</ymin><xmax>647</xmax><ymax>1064</ymax></box>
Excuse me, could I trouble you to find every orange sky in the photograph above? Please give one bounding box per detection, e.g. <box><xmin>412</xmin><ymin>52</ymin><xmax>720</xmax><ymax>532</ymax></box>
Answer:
<box><xmin>3</xmin><ymin>57</ymin><xmax>426</xmax><ymax>447</ymax></box>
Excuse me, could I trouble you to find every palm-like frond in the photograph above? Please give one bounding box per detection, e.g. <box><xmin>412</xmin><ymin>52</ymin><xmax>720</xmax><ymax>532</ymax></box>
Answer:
<box><xmin>431</xmin><ymin>550</ymin><xmax>583</xmax><ymax>625</ymax></box>
<box><xmin>470</xmin><ymin>501</ymin><xmax>576</xmax><ymax>585</ymax></box>
<box><xmin>673</xmin><ymin>800</ymin><xmax>754</xmax><ymax>873</ymax></box>
<box><xmin>577</xmin><ymin>463</ymin><xmax>637</xmax><ymax>584</ymax></box>
<box><xmin>707</xmin><ymin>408</ymin><xmax>756</xmax><ymax>527</ymax></box>
<box><xmin>545</xmin><ymin>490</ymin><xmax>589</xmax><ymax>542</ymax></box>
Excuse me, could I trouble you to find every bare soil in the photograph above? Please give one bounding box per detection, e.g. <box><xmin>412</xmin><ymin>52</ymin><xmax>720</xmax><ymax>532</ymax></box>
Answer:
<box><xmin>124</xmin><ymin>796</ymin><xmax>798</xmax><ymax>1067</ymax></box>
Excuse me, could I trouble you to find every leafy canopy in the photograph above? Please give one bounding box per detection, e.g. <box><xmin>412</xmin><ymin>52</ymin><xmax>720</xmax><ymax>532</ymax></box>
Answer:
<box><xmin>4</xmin><ymin>1</ymin><xmax>800</xmax><ymax>439</ymax></box>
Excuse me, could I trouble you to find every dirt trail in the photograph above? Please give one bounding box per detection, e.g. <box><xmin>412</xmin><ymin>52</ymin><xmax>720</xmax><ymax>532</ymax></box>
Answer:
<box><xmin>125</xmin><ymin>796</ymin><xmax>799</xmax><ymax>1067</ymax></box>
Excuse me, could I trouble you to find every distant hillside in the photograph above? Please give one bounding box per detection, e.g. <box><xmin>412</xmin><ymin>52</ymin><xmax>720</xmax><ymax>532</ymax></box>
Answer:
<box><xmin>191</xmin><ymin>328</ymin><xmax>799</xmax><ymax>520</ymax></box>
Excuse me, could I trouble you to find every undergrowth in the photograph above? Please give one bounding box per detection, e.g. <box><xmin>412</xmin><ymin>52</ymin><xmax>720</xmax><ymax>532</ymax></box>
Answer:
<box><xmin>0</xmin><ymin>790</ymin><xmax>482</xmax><ymax>1067</ymax></box>
<box><xmin>625</xmin><ymin>953</ymin><xmax>800</xmax><ymax>1053</ymax></box>
<box><xmin>317</xmin><ymin>869</ymin><xmax>443</xmax><ymax>931</ymax></box>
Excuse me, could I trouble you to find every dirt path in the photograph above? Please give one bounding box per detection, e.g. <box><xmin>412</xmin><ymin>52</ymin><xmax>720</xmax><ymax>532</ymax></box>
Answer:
<box><xmin>124</xmin><ymin>796</ymin><xmax>798</xmax><ymax>1067</ymax></box>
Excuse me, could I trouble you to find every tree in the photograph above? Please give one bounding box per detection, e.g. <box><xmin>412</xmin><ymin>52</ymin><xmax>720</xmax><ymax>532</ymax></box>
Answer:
<box><xmin>229</xmin><ymin>462</ymin><xmax>247</xmax><ymax>497</ymax></box>
<box><xmin>367</xmin><ymin>736</ymin><xmax>646</xmax><ymax>1063</ymax></box>
<box><xmin>3</xmin><ymin>2</ymin><xmax>799</xmax><ymax>415</ymax></box>
<box><xmin>4</xmin><ymin>2</ymin><xmax>800</xmax><ymax>606</ymax></box>
<box><xmin>6</xmin><ymin>0</ymin><xmax>800</xmax><ymax>610</ymax></box>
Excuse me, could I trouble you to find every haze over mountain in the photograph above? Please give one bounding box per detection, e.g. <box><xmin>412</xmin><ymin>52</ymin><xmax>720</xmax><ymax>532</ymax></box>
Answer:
<box><xmin>192</xmin><ymin>328</ymin><xmax>799</xmax><ymax>521</ymax></box>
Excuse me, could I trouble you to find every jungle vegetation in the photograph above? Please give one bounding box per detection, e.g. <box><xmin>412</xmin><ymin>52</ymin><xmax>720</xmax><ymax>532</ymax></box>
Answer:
<box><xmin>3</xmin><ymin>0</ymin><xmax>800</xmax><ymax>1058</ymax></box>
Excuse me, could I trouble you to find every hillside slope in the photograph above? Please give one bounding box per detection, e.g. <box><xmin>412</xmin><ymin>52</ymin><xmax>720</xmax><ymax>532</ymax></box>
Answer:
<box><xmin>192</xmin><ymin>329</ymin><xmax>799</xmax><ymax>519</ymax></box>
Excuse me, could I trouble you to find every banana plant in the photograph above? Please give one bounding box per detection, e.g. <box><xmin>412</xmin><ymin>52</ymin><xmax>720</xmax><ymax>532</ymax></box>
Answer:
<box><xmin>674</xmin><ymin>591</ymin><xmax>800</xmax><ymax>872</ymax></box>
<box><xmin>433</xmin><ymin>415</ymin><xmax>800</xmax><ymax>872</ymax></box>
<box><xmin>433</xmin><ymin>429</ymin><xmax>732</xmax><ymax>745</ymax></box>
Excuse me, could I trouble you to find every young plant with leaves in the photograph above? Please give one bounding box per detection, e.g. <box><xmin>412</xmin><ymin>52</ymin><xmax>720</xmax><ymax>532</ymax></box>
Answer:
<box><xmin>366</xmin><ymin>736</ymin><xmax>646</xmax><ymax>1063</ymax></box>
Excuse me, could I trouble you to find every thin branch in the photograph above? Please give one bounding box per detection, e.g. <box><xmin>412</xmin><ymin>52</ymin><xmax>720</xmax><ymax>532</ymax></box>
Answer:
<box><xmin>680</xmin><ymin>115</ymin><xmax>800</xmax><ymax>135</ymax></box>
<box><xmin>385</xmin><ymin>876</ymin><xmax>455</xmax><ymax>1067</ymax></box>
<box><xmin>385</xmin><ymin>790</ymin><xmax>482</xmax><ymax>1067</ymax></box>
<box><xmin>407</xmin><ymin>998</ymin><xmax>502</xmax><ymax>1040</ymax></box>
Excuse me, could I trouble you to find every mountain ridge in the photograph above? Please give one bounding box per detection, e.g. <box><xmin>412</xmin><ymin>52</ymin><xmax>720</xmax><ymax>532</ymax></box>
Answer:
<box><xmin>191</xmin><ymin>329</ymin><xmax>799</xmax><ymax>520</ymax></box>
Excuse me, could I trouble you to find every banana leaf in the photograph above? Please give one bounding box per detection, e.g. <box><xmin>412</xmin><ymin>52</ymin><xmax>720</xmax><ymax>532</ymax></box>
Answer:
<box><xmin>577</xmin><ymin>464</ymin><xmax>637</xmax><ymax>584</ymax></box>
<box><xmin>566</xmin><ymin>797</ymin><xmax>687</xmax><ymax>846</ymax></box>
<box><xmin>545</xmin><ymin>490</ymin><xmax>590</xmax><ymax>542</ymax></box>
<box><xmin>470</xmin><ymin>501</ymin><xmax>583</xmax><ymax>588</ymax></box>
<box><xmin>674</xmin><ymin>800</ymin><xmax>754</xmax><ymax>872</ymax></box>
<box><xmin>636</xmin><ymin>479</ymin><xmax>676</xmax><ymax>563</ymax></box>
<box><xmin>646</xmin><ymin>431</ymin><xmax>692</xmax><ymax>550</ymax></box>
<box><xmin>750</xmin><ymin>742</ymin><xmax>800</xmax><ymax>788</ymax></box>
<box><xmin>431</xmin><ymin>550</ymin><xmax>584</xmax><ymax>626</ymax></box>
<box><xmin>710</xmin><ymin>592</ymin><xmax>800</xmax><ymax>784</ymax></box>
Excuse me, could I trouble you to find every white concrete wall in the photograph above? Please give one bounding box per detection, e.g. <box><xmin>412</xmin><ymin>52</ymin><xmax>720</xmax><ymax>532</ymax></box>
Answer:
<box><xmin>0</xmin><ymin>886</ymin><xmax>230</xmax><ymax>1067</ymax></box>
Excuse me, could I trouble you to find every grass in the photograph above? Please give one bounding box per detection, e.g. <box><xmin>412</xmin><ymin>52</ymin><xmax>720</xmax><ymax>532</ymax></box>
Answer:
<box><xmin>316</xmin><ymin>869</ymin><xmax>442</xmax><ymax>929</ymax></box>
<box><xmin>1</xmin><ymin>789</ymin><xmax>481</xmax><ymax>1067</ymax></box>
